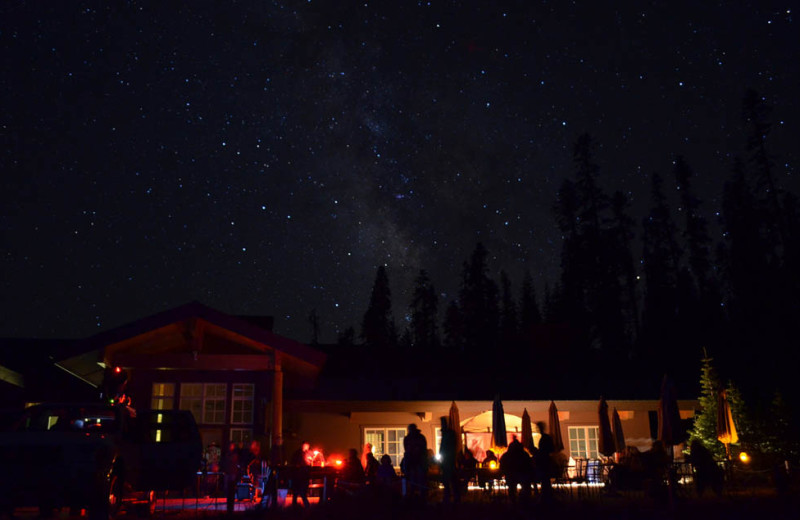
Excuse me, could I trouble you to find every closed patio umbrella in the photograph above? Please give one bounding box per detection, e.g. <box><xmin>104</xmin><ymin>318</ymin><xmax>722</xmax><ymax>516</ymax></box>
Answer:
<box><xmin>598</xmin><ymin>397</ymin><xmax>615</xmax><ymax>457</ymax></box>
<box><xmin>548</xmin><ymin>400</ymin><xmax>565</xmax><ymax>452</ymax></box>
<box><xmin>448</xmin><ymin>400</ymin><xmax>463</xmax><ymax>456</ymax></box>
<box><xmin>611</xmin><ymin>407</ymin><xmax>626</xmax><ymax>455</ymax></box>
<box><xmin>521</xmin><ymin>408</ymin><xmax>534</xmax><ymax>454</ymax></box>
<box><xmin>658</xmin><ymin>374</ymin><xmax>683</xmax><ymax>453</ymax></box>
<box><xmin>716</xmin><ymin>389</ymin><xmax>738</xmax><ymax>460</ymax></box>
<box><xmin>492</xmin><ymin>395</ymin><xmax>508</xmax><ymax>449</ymax></box>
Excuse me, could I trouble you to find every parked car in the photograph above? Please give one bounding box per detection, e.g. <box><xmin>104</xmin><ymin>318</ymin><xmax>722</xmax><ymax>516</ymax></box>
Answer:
<box><xmin>0</xmin><ymin>403</ymin><xmax>202</xmax><ymax>519</ymax></box>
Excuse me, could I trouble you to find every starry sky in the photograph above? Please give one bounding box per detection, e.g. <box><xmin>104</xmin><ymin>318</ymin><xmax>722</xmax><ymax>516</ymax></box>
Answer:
<box><xmin>1</xmin><ymin>1</ymin><xmax>797</xmax><ymax>344</ymax></box>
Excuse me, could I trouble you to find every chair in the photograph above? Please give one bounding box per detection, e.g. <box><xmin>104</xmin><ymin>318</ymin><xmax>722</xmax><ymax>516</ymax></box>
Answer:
<box><xmin>554</xmin><ymin>458</ymin><xmax>588</xmax><ymax>499</ymax></box>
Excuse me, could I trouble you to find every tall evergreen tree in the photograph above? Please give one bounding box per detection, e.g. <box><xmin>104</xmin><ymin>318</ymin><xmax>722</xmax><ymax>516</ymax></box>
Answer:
<box><xmin>361</xmin><ymin>265</ymin><xmax>396</xmax><ymax>349</ymax></box>
<box><xmin>442</xmin><ymin>300</ymin><xmax>464</xmax><ymax>350</ymax></box>
<box><xmin>674</xmin><ymin>156</ymin><xmax>714</xmax><ymax>296</ymax></box>
<box><xmin>458</xmin><ymin>243</ymin><xmax>499</xmax><ymax>352</ymax></box>
<box><xmin>609</xmin><ymin>191</ymin><xmax>640</xmax><ymax>349</ymax></box>
<box><xmin>518</xmin><ymin>269</ymin><xmax>542</xmax><ymax>340</ymax></box>
<box><xmin>498</xmin><ymin>270</ymin><xmax>518</xmax><ymax>348</ymax></box>
<box><xmin>553</xmin><ymin>133</ymin><xmax>628</xmax><ymax>356</ymax></box>
<box><xmin>307</xmin><ymin>308</ymin><xmax>321</xmax><ymax>346</ymax></box>
<box><xmin>673</xmin><ymin>156</ymin><xmax>724</xmax><ymax>358</ymax></box>
<box><xmin>640</xmin><ymin>172</ymin><xmax>685</xmax><ymax>375</ymax></box>
<box><xmin>687</xmin><ymin>355</ymin><xmax>725</xmax><ymax>459</ymax></box>
<box><xmin>409</xmin><ymin>269</ymin><xmax>439</xmax><ymax>350</ymax></box>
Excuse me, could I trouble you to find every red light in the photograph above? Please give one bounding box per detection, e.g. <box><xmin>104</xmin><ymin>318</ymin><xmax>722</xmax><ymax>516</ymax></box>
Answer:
<box><xmin>114</xmin><ymin>367</ymin><xmax>122</xmax><ymax>374</ymax></box>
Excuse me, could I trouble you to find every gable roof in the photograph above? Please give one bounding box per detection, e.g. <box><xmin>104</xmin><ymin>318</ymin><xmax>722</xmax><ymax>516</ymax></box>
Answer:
<box><xmin>55</xmin><ymin>302</ymin><xmax>326</xmax><ymax>386</ymax></box>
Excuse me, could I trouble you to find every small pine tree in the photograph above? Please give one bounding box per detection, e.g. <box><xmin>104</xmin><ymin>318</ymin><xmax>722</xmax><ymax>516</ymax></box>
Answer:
<box><xmin>687</xmin><ymin>354</ymin><xmax>725</xmax><ymax>459</ymax></box>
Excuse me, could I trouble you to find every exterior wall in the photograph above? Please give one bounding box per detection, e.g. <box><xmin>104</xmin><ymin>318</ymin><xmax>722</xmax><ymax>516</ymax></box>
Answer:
<box><xmin>285</xmin><ymin>399</ymin><xmax>697</xmax><ymax>464</ymax></box>
<box><xmin>126</xmin><ymin>368</ymin><xmax>276</xmax><ymax>449</ymax></box>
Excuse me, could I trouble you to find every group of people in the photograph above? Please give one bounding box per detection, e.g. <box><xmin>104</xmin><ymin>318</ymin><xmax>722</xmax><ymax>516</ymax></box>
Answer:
<box><xmin>206</xmin><ymin>422</ymin><xmax>736</xmax><ymax>513</ymax></box>
<box><xmin>401</xmin><ymin>419</ymin><xmax>560</xmax><ymax>505</ymax></box>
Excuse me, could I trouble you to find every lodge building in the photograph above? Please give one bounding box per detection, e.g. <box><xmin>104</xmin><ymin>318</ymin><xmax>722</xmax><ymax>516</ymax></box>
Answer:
<box><xmin>0</xmin><ymin>302</ymin><xmax>696</xmax><ymax>465</ymax></box>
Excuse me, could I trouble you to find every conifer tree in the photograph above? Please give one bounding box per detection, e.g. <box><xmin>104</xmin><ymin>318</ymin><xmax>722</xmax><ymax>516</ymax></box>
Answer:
<box><xmin>458</xmin><ymin>243</ymin><xmax>499</xmax><ymax>352</ymax></box>
<box><xmin>409</xmin><ymin>269</ymin><xmax>439</xmax><ymax>350</ymax></box>
<box><xmin>361</xmin><ymin>265</ymin><xmax>395</xmax><ymax>349</ymax></box>
<box><xmin>499</xmin><ymin>270</ymin><xmax>518</xmax><ymax>348</ymax></box>
<box><xmin>442</xmin><ymin>300</ymin><xmax>464</xmax><ymax>350</ymax></box>
<box><xmin>687</xmin><ymin>355</ymin><xmax>725</xmax><ymax>459</ymax></box>
<box><xmin>519</xmin><ymin>269</ymin><xmax>541</xmax><ymax>340</ymax></box>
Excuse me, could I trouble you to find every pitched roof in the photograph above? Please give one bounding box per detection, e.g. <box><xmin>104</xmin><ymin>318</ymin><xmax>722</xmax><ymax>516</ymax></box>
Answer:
<box><xmin>81</xmin><ymin>301</ymin><xmax>326</xmax><ymax>366</ymax></box>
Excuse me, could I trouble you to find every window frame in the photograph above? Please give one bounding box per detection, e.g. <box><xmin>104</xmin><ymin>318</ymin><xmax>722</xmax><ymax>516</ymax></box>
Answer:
<box><xmin>568</xmin><ymin>425</ymin><xmax>600</xmax><ymax>460</ymax></box>
<box><xmin>179</xmin><ymin>383</ymin><xmax>227</xmax><ymax>425</ymax></box>
<box><xmin>230</xmin><ymin>383</ymin><xmax>254</xmax><ymax>425</ymax></box>
<box><xmin>230</xmin><ymin>427</ymin><xmax>253</xmax><ymax>445</ymax></box>
<box><xmin>150</xmin><ymin>383</ymin><xmax>175</xmax><ymax>411</ymax></box>
<box><xmin>364</xmin><ymin>427</ymin><xmax>407</xmax><ymax>468</ymax></box>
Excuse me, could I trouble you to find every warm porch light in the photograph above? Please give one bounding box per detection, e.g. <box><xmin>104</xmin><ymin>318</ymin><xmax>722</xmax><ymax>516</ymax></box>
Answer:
<box><xmin>488</xmin><ymin>460</ymin><xmax>497</xmax><ymax>470</ymax></box>
<box><xmin>739</xmin><ymin>451</ymin><xmax>750</xmax><ymax>464</ymax></box>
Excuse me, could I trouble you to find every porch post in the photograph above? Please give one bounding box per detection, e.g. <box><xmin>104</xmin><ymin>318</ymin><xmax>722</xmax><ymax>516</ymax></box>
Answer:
<box><xmin>271</xmin><ymin>354</ymin><xmax>283</xmax><ymax>461</ymax></box>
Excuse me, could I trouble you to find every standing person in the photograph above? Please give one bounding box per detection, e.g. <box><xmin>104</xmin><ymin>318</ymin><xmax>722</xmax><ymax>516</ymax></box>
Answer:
<box><xmin>222</xmin><ymin>442</ymin><xmax>242</xmax><ymax>514</ymax></box>
<box><xmin>338</xmin><ymin>448</ymin><xmax>366</xmax><ymax>495</ymax></box>
<box><xmin>687</xmin><ymin>440</ymin><xmax>723</xmax><ymax>497</ymax></box>
<box><xmin>364</xmin><ymin>451</ymin><xmax>381</xmax><ymax>485</ymax></box>
<box><xmin>534</xmin><ymin>422</ymin><xmax>555</xmax><ymax>504</ymax></box>
<box><xmin>289</xmin><ymin>441</ymin><xmax>311</xmax><ymax>508</ymax></box>
<box><xmin>438</xmin><ymin>416</ymin><xmax>460</xmax><ymax>504</ymax></box>
<box><xmin>500</xmin><ymin>436</ymin><xmax>532</xmax><ymax>503</ymax></box>
<box><xmin>402</xmin><ymin>423</ymin><xmax>428</xmax><ymax>503</ymax></box>
<box><xmin>361</xmin><ymin>442</ymin><xmax>373</xmax><ymax>471</ymax></box>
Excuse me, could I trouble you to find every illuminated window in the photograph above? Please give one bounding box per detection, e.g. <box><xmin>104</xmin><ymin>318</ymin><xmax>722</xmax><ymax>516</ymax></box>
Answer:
<box><xmin>568</xmin><ymin>426</ymin><xmax>599</xmax><ymax>460</ymax></box>
<box><xmin>364</xmin><ymin>427</ymin><xmax>406</xmax><ymax>468</ymax></box>
<box><xmin>151</xmin><ymin>383</ymin><xmax>175</xmax><ymax>410</ymax></box>
<box><xmin>230</xmin><ymin>428</ymin><xmax>252</xmax><ymax>444</ymax></box>
<box><xmin>231</xmin><ymin>384</ymin><xmax>254</xmax><ymax>424</ymax></box>
<box><xmin>180</xmin><ymin>383</ymin><xmax>227</xmax><ymax>424</ymax></box>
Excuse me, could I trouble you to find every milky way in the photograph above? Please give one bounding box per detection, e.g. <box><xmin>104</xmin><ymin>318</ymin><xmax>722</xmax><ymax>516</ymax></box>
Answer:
<box><xmin>2</xmin><ymin>1</ymin><xmax>797</xmax><ymax>343</ymax></box>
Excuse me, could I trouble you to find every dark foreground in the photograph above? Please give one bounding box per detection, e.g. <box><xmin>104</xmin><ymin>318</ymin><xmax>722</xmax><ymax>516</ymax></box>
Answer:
<box><xmin>153</xmin><ymin>485</ymin><xmax>798</xmax><ymax>520</ymax></box>
<box><xmin>5</xmin><ymin>485</ymin><xmax>797</xmax><ymax>520</ymax></box>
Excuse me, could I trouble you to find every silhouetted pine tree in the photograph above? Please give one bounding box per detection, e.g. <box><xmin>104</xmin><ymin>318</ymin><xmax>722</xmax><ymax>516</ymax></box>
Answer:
<box><xmin>442</xmin><ymin>300</ymin><xmax>464</xmax><ymax>350</ymax></box>
<box><xmin>518</xmin><ymin>269</ymin><xmax>542</xmax><ymax>343</ymax></box>
<box><xmin>498</xmin><ymin>270</ymin><xmax>518</xmax><ymax>349</ymax></box>
<box><xmin>640</xmin><ymin>172</ymin><xmax>684</xmax><ymax>375</ymax></box>
<box><xmin>361</xmin><ymin>265</ymin><xmax>396</xmax><ymax>349</ymax></box>
<box><xmin>307</xmin><ymin>308</ymin><xmax>321</xmax><ymax>346</ymax></box>
<box><xmin>673</xmin><ymin>156</ymin><xmax>724</xmax><ymax>359</ymax></box>
<box><xmin>719</xmin><ymin>91</ymin><xmax>800</xmax><ymax>404</ymax></box>
<box><xmin>553</xmin><ymin>178</ymin><xmax>587</xmax><ymax>335</ymax></box>
<box><xmin>459</xmin><ymin>243</ymin><xmax>499</xmax><ymax>352</ymax></box>
<box><xmin>553</xmin><ymin>134</ymin><xmax>628</xmax><ymax>358</ymax></box>
<box><xmin>409</xmin><ymin>269</ymin><xmax>439</xmax><ymax>350</ymax></box>
<box><xmin>609</xmin><ymin>191</ymin><xmax>640</xmax><ymax>350</ymax></box>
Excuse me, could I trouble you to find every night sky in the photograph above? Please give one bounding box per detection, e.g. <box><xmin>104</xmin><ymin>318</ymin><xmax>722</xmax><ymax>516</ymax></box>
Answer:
<box><xmin>2</xmin><ymin>1</ymin><xmax>797</xmax><ymax>344</ymax></box>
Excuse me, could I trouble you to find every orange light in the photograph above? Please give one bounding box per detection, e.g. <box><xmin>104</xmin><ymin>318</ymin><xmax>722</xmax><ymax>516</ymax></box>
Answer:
<box><xmin>739</xmin><ymin>452</ymin><xmax>750</xmax><ymax>464</ymax></box>
<box><xmin>335</xmin><ymin>459</ymin><xmax>343</xmax><ymax>466</ymax></box>
<box><xmin>489</xmin><ymin>461</ymin><xmax>497</xmax><ymax>470</ymax></box>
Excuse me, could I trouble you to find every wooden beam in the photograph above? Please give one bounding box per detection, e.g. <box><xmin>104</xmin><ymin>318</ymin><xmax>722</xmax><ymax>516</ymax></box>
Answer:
<box><xmin>110</xmin><ymin>353</ymin><xmax>273</xmax><ymax>370</ymax></box>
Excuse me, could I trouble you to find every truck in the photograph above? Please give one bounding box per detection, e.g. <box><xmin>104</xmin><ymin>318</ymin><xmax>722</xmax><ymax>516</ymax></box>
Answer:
<box><xmin>0</xmin><ymin>402</ymin><xmax>202</xmax><ymax>519</ymax></box>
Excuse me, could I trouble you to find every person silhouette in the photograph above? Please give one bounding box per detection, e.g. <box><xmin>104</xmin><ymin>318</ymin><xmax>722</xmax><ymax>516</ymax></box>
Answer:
<box><xmin>501</xmin><ymin>436</ymin><xmax>532</xmax><ymax>503</ymax></box>
<box><xmin>402</xmin><ymin>423</ymin><xmax>428</xmax><ymax>503</ymax></box>
<box><xmin>438</xmin><ymin>416</ymin><xmax>460</xmax><ymax>504</ymax></box>
<box><xmin>289</xmin><ymin>441</ymin><xmax>311</xmax><ymax>507</ymax></box>
<box><xmin>534</xmin><ymin>421</ymin><xmax>555</xmax><ymax>504</ymax></box>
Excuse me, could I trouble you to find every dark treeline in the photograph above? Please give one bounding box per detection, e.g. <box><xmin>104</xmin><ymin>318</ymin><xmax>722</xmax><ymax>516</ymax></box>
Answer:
<box><xmin>322</xmin><ymin>90</ymin><xmax>798</xmax><ymax>413</ymax></box>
